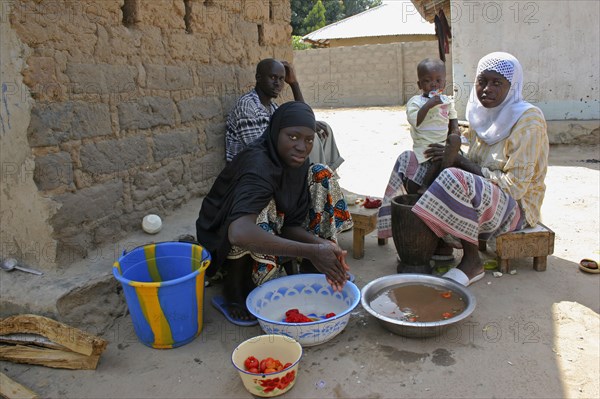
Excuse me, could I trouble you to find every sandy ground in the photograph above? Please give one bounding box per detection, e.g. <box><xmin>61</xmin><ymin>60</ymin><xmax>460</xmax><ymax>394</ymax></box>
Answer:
<box><xmin>2</xmin><ymin>107</ymin><xmax>599</xmax><ymax>399</ymax></box>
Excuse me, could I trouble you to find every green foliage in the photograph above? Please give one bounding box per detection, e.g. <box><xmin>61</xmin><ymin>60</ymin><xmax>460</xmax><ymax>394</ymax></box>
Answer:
<box><xmin>291</xmin><ymin>0</ymin><xmax>313</xmax><ymax>36</ymax></box>
<box><xmin>323</xmin><ymin>0</ymin><xmax>345</xmax><ymax>25</ymax></box>
<box><xmin>291</xmin><ymin>0</ymin><xmax>381</xmax><ymax>36</ymax></box>
<box><xmin>303</xmin><ymin>0</ymin><xmax>327</xmax><ymax>34</ymax></box>
<box><xmin>292</xmin><ymin>36</ymin><xmax>313</xmax><ymax>50</ymax></box>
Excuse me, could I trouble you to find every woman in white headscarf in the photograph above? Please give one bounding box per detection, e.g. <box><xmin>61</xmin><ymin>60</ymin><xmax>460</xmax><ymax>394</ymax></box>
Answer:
<box><xmin>380</xmin><ymin>52</ymin><xmax>549</xmax><ymax>286</ymax></box>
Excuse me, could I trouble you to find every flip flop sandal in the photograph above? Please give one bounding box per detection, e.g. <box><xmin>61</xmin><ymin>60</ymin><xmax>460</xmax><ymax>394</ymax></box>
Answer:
<box><xmin>579</xmin><ymin>259</ymin><xmax>600</xmax><ymax>274</ymax></box>
<box><xmin>211</xmin><ymin>296</ymin><xmax>259</xmax><ymax>326</ymax></box>
<box><xmin>443</xmin><ymin>268</ymin><xmax>485</xmax><ymax>287</ymax></box>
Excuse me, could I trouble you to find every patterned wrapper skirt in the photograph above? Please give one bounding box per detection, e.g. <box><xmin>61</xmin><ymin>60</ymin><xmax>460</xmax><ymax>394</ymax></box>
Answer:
<box><xmin>227</xmin><ymin>164</ymin><xmax>353</xmax><ymax>286</ymax></box>
<box><xmin>377</xmin><ymin>151</ymin><xmax>430</xmax><ymax>239</ymax></box>
<box><xmin>378</xmin><ymin>151</ymin><xmax>523</xmax><ymax>244</ymax></box>
<box><xmin>412</xmin><ymin>167</ymin><xmax>523</xmax><ymax>245</ymax></box>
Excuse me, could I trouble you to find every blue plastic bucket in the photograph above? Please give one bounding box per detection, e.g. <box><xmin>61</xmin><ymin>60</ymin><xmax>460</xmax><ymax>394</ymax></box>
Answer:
<box><xmin>113</xmin><ymin>242</ymin><xmax>211</xmax><ymax>349</ymax></box>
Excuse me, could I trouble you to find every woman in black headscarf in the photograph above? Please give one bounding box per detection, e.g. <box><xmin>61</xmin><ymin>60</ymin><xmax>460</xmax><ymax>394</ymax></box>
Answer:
<box><xmin>196</xmin><ymin>101</ymin><xmax>352</xmax><ymax>324</ymax></box>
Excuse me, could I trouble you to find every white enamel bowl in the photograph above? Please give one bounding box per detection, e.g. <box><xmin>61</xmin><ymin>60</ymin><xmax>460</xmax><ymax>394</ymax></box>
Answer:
<box><xmin>231</xmin><ymin>334</ymin><xmax>302</xmax><ymax>397</ymax></box>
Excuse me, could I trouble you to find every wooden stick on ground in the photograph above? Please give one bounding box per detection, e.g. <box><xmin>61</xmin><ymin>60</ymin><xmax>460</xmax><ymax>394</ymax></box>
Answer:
<box><xmin>0</xmin><ymin>345</ymin><xmax>101</xmax><ymax>370</ymax></box>
<box><xmin>0</xmin><ymin>372</ymin><xmax>38</xmax><ymax>399</ymax></box>
<box><xmin>0</xmin><ymin>314</ymin><xmax>108</xmax><ymax>370</ymax></box>
<box><xmin>0</xmin><ymin>315</ymin><xmax>107</xmax><ymax>356</ymax></box>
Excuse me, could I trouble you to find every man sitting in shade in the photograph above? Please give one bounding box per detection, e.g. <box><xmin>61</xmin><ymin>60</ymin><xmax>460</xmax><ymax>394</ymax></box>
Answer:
<box><xmin>225</xmin><ymin>58</ymin><xmax>344</xmax><ymax>170</ymax></box>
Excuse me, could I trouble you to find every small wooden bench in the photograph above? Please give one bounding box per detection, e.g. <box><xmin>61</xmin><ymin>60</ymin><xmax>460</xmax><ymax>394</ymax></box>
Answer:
<box><xmin>348</xmin><ymin>205</ymin><xmax>387</xmax><ymax>259</ymax></box>
<box><xmin>479</xmin><ymin>223</ymin><xmax>555</xmax><ymax>273</ymax></box>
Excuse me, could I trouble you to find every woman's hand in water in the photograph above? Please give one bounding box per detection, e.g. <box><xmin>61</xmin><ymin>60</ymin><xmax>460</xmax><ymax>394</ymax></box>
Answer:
<box><xmin>310</xmin><ymin>242</ymin><xmax>349</xmax><ymax>292</ymax></box>
<box><xmin>328</xmin><ymin>248</ymin><xmax>351</xmax><ymax>292</ymax></box>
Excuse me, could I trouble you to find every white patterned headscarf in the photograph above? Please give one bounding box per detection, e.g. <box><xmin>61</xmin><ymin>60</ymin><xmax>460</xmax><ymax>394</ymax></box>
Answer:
<box><xmin>466</xmin><ymin>52</ymin><xmax>536</xmax><ymax>145</ymax></box>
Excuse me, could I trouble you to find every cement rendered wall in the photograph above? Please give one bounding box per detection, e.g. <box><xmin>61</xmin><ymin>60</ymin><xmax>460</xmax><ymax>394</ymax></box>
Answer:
<box><xmin>451</xmin><ymin>0</ymin><xmax>600</xmax><ymax>142</ymax></box>
<box><xmin>0</xmin><ymin>0</ymin><xmax>293</xmax><ymax>269</ymax></box>
<box><xmin>293</xmin><ymin>40</ymin><xmax>452</xmax><ymax>108</ymax></box>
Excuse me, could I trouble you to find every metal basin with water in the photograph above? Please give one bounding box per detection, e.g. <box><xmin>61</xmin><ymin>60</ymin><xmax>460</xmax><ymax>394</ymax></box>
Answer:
<box><xmin>360</xmin><ymin>274</ymin><xmax>476</xmax><ymax>338</ymax></box>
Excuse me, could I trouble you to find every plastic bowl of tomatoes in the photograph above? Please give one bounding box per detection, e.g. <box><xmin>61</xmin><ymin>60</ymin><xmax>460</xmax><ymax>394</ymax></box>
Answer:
<box><xmin>231</xmin><ymin>334</ymin><xmax>302</xmax><ymax>397</ymax></box>
<box><xmin>246</xmin><ymin>274</ymin><xmax>361</xmax><ymax>347</ymax></box>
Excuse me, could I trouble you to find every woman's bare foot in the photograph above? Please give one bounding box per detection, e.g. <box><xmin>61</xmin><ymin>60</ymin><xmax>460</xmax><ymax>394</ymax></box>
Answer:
<box><xmin>456</xmin><ymin>240</ymin><xmax>483</xmax><ymax>280</ymax></box>
<box><xmin>221</xmin><ymin>300</ymin><xmax>256</xmax><ymax>322</ymax></box>
<box><xmin>222</xmin><ymin>256</ymin><xmax>256</xmax><ymax>322</ymax></box>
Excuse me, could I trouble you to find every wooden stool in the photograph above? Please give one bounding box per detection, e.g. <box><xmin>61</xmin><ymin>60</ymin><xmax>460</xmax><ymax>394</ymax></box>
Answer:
<box><xmin>479</xmin><ymin>223</ymin><xmax>555</xmax><ymax>273</ymax></box>
<box><xmin>348</xmin><ymin>206</ymin><xmax>387</xmax><ymax>259</ymax></box>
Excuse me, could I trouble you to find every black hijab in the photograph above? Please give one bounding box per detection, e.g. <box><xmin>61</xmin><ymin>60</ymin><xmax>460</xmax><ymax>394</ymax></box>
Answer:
<box><xmin>196</xmin><ymin>101</ymin><xmax>316</xmax><ymax>274</ymax></box>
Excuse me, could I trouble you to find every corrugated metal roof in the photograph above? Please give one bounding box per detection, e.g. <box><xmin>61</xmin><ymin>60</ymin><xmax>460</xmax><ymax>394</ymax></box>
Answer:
<box><xmin>302</xmin><ymin>2</ymin><xmax>434</xmax><ymax>42</ymax></box>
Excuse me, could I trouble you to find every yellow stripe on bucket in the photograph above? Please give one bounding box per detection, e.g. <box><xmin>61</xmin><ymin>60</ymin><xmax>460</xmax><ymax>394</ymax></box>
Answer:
<box><xmin>144</xmin><ymin>244</ymin><xmax>162</xmax><ymax>282</ymax></box>
<box><xmin>195</xmin><ymin>274</ymin><xmax>204</xmax><ymax>335</ymax></box>
<box><xmin>136</xmin><ymin>286</ymin><xmax>174</xmax><ymax>348</ymax></box>
<box><xmin>114</xmin><ymin>261</ymin><xmax>122</xmax><ymax>275</ymax></box>
<box><xmin>192</xmin><ymin>245</ymin><xmax>210</xmax><ymax>336</ymax></box>
<box><xmin>191</xmin><ymin>244</ymin><xmax>202</xmax><ymax>272</ymax></box>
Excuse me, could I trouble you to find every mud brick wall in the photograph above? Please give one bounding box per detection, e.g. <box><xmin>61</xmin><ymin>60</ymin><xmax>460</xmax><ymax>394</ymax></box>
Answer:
<box><xmin>3</xmin><ymin>0</ymin><xmax>293</xmax><ymax>268</ymax></box>
<box><xmin>293</xmin><ymin>41</ymin><xmax>453</xmax><ymax>107</ymax></box>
